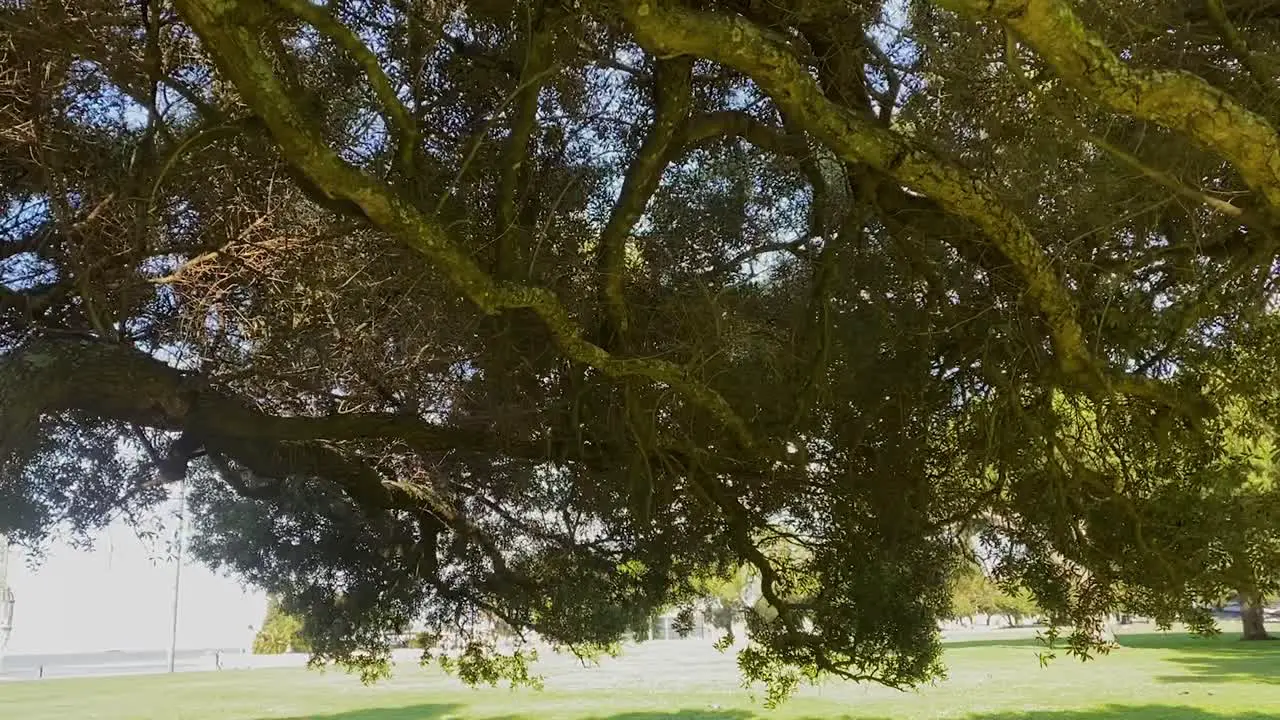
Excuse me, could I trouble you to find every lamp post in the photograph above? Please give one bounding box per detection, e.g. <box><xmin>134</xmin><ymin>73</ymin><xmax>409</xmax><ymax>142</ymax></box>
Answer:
<box><xmin>165</xmin><ymin>476</ymin><xmax>187</xmax><ymax>674</ymax></box>
<box><xmin>0</xmin><ymin>537</ymin><xmax>15</xmax><ymax>673</ymax></box>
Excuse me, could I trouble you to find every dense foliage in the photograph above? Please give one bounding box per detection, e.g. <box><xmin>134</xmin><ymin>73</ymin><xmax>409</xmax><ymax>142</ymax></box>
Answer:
<box><xmin>5</xmin><ymin>0</ymin><xmax>1280</xmax><ymax>703</ymax></box>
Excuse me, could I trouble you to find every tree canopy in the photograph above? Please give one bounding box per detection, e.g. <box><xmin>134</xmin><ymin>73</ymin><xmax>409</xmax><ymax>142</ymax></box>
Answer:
<box><xmin>5</xmin><ymin>0</ymin><xmax>1280</xmax><ymax>703</ymax></box>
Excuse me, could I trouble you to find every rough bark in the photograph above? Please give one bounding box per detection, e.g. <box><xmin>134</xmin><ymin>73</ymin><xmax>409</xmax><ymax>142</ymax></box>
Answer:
<box><xmin>1241</xmin><ymin>590</ymin><xmax>1272</xmax><ymax>641</ymax></box>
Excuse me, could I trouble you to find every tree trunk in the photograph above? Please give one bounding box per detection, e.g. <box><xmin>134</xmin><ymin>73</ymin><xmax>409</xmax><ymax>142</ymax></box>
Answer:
<box><xmin>1241</xmin><ymin>590</ymin><xmax>1271</xmax><ymax>641</ymax></box>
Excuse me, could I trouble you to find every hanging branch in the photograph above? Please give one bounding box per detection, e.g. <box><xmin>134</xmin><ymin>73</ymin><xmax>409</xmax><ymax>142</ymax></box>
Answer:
<box><xmin>595</xmin><ymin>56</ymin><xmax>695</xmax><ymax>350</ymax></box>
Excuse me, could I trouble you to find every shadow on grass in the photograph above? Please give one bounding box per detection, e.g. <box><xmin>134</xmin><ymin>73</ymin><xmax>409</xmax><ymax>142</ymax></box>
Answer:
<box><xmin>257</xmin><ymin>707</ymin><xmax>754</xmax><ymax>720</ymax></box>
<box><xmin>1115</xmin><ymin>631</ymin><xmax>1280</xmax><ymax>652</ymax></box>
<box><xmin>942</xmin><ymin>629</ymin><xmax>1268</xmax><ymax>653</ymax></box>
<box><xmin>252</xmin><ymin>705</ymin><xmax>1280</xmax><ymax>720</ymax></box>
<box><xmin>261</xmin><ymin>704</ymin><xmax>461</xmax><ymax>720</ymax></box>
<box><xmin>949</xmin><ymin>707</ymin><xmax>1280</xmax><ymax>720</ymax></box>
<box><xmin>1114</xmin><ymin>632</ymin><xmax>1280</xmax><ymax>685</ymax></box>
<box><xmin>944</xmin><ymin>631</ymin><xmax>1280</xmax><ymax>684</ymax></box>
<box><xmin>942</xmin><ymin>637</ymin><xmax>1047</xmax><ymax>650</ymax></box>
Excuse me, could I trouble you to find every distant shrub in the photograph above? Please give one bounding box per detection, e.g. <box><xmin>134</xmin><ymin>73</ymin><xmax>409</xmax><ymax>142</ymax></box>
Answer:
<box><xmin>408</xmin><ymin>631</ymin><xmax>439</xmax><ymax>650</ymax></box>
<box><xmin>253</xmin><ymin>598</ymin><xmax>311</xmax><ymax>654</ymax></box>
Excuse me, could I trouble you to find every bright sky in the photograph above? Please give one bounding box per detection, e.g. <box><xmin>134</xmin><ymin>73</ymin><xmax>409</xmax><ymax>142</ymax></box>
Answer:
<box><xmin>5</xmin><ymin>520</ymin><xmax>266</xmax><ymax>654</ymax></box>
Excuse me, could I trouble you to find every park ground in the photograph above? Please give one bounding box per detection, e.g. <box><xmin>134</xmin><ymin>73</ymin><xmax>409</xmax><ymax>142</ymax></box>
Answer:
<box><xmin>2</xmin><ymin>625</ymin><xmax>1279</xmax><ymax>720</ymax></box>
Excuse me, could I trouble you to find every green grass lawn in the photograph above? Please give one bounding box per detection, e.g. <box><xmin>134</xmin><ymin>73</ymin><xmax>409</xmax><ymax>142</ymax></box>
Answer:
<box><xmin>3</xmin><ymin>628</ymin><xmax>1279</xmax><ymax>720</ymax></box>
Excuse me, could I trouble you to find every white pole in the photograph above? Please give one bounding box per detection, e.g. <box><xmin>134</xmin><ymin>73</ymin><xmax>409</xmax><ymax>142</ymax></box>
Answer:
<box><xmin>166</xmin><ymin>476</ymin><xmax>187</xmax><ymax>673</ymax></box>
<box><xmin>0</xmin><ymin>536</ymin><xmax>12</xmax><ymax>672</ymax></box>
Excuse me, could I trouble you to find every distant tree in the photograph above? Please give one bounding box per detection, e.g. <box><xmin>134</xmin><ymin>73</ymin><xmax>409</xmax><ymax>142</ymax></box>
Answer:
<box><xmin>948</xmin><ymin>565</ymin><xmax>978</xmax><ymax>626</ymax></box>
<box><xmin>994</xmin><ymin>589</ymin><xmax>1040</xmax><ymax>627</ymax></box>
<box><xmin>691</xmin><ymin>565</ymin><xmax>753</xmax><ymax>634</ymax></box>
<box><xmin>1189</xmin><ymin>331</ymin><xmax>1280</xmax><ymax>642</ymax></box>
<box><xmin>407</xmin><ymin>631</ymin><xmax>437</xmax><ymax>651</ymax></box>
<box><xmin>948</xmin><ymin>562</ymin><xmax>1000</xmax><ymax>626</ymax></box>
<box><xmin>253</xmin><ymin>598</ymin><xmax>311</xmax><ymax>655</ymax></box>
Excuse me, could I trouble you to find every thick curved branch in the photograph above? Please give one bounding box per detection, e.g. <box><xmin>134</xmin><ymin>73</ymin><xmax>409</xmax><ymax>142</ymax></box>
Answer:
<box><xmin>596</xmin><ymin>56</ymin><xmax>694</xmax><ymax>349</ymax></box>
<box><xmin>618</xmin><ymin>0</ymin><xmax>1095</xmax><ymax>383</ymax></box>
<box><xmin>1000</xmin><ymin>32</ymin><xmax>1262</xmax><ymax>228</ymax></box>
<box><xmin>0</xmin><ymin>337</ymin><xmax>528</xmax><ymax>461</ymax></box>
<box><xmin>0</xmin><ymin>337</ymin><xmax>485</xmax><ymax>514</ymax></box>
<box><xmin>662</xmin><ymin>48</ymin><xmax>1202</xmax><ymax>413</ymax></box>
<box><xmin>0</xmin><ymin>339</ymin><xmax>485</xmax><ymax>512</ymax></box>
<box><xmin>496</xmin><ymin>18</ymin><xmax>553</xmax><ymax>280</ymax></box>
<box><xmin>683</xmin><ymin>110</ymin><xmax>809</xmax><ymax>157</ymax></box>
<box><xmin>1</xmin><ymin>337</ymin><xmax>774</xmax><ymax>506</ymax></box>
<box><xmin>211</xmin><ymin>434</ymin><xmax>395</xmax><ymax>510</ymax></box>
<box><xmin>174</xmin><ymin>0</ymin><xmax>757</xmax><ymax>450</ymax></box>
<box><xmin>274</xmin><ymin>0</ymin><xmax>419</xmax><ymax>174</ymax></box>
<box><xmin>937</xmin><ymin>0</ymin><xmax>1280</xmax><ymax>217</ymax></box>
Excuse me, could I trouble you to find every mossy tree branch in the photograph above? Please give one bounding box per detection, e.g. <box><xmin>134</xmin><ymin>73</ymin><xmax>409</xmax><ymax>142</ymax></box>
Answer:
<box><xmin>937</xmin><ymin>0</ymin><xmax>1280</xmax><ymax>218</ymax></box>
<box><xmin>496</xmin><ymin>11</ymin><xmax>553</xmax><ymax>280</ymax></box>
<box><xmin>0</xmin><ymin>336</ymin><xmax>766</xmax><ymax>497</ymax></box>
<box><xmin>596</xmin><ymin>56</ymin><xmax>694</xmax><ymax>350</ymax></box>
<box><xmin>617</xmin><ymin>0</ymin><xmax>1095</xmax><ymax>384</ymax></box>
<box><xmin>1000</xmin><ymin>31</ymin><xmax>1262</xmax><ymax>228</ymax></box>
<box><xmin>173</xmin><ymin>0</ymin><xmax>758</xmax><ymax>451</ymax></box>
<box><xmin>0</xmin><ymin>336</ymin><xmax>401</xmax><ymax>509</ymax></box>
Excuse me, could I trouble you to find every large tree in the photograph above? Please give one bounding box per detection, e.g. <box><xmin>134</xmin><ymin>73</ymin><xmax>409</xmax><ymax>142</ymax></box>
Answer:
<box><xmin>5</xmin><ymin>0</ymin><xmax>1280</xmax><ymax>701</ymax></box>
<box><xmin>1201</xmin><ymin>324</ymin><xmax>1280</xmax><ymax>641</ymax></box>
